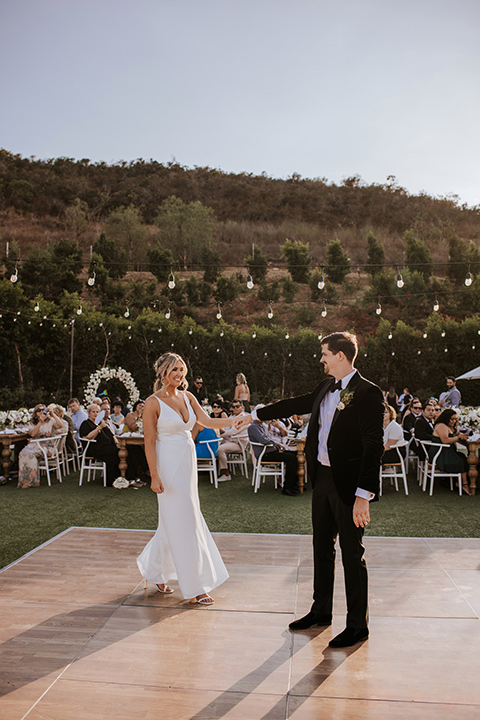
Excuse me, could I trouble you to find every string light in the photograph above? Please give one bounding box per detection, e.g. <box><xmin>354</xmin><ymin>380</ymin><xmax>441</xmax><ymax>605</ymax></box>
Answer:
<box><xmin>124</xmin><ymin>307</ymin><xmax>130</xmax><ymax>318</ymax></box>
<box><xmin>76</xmin><ymin>304</ymin><xmax>82</xmax><ymax>315</ymax></box>
<box><xmin>465</xmin><ymin>266</ymin><xmax>473</xmax><ymax>287</ymax></box>
<box><xmin>87</xmin><ymin>263</ymin><xmax>96</xmax><ymax>287</ymax></box>
<box><xmin>264</xmin><ymin>352</ymin><xmax>268</xmax><ymax>357</ymax></box>
<box><xmin>10</xmin><ymin>261</ymin><xmax>18</xmax><ymax>284</ymax></box>
<box><xmin>285</xmin><ymin>332</ymin><xmax>289</xmax><ymax>339</ymax></box>
<box><xmin>34</xmin><ymin>301</ymin><xmax>40</xmax><ymax>312</ymax></box>
<box><xmin>388</xmin><ymin>332</ymin><xmax>393</xmax><ymax>340</ymax></box>
<box><xmin>417</xmin><ymin>350</ymin><xmax>421</xmax><ymax>354</ymax></box>
<box><xmin>376</xmin><ymin>299</ymin><xmax>382</xmax><ymax>315</ymax></box>
<box><xmin>321</xmin><ymin>302</ymin><xmax>327</xmax><ymax>318</ymax></box>
<box><xmin>188</xmin><ymin>328</ymin><xmax>193</xmax><ymax>335</ymax></box>
<box><xmin>165</xmin><ymin>307</ymin><xmax>171</xmax><ymax>320</ymax></box>
<box><xmin>252</xmin><ymin>331</ymin><xmax>256</xmax><ymax>339</ymax></box>
<box><xmin>220</xmin><ymin>330</ymin><xmax>224</xmax><ymax>337</ymax></box>
<box><xmin>216</xmin><ymin>304</ymin><xmax>222</xmax><ymax>320</ymax></box>
<box><xmin>423</xmin><ymin>332</ymin><xmax>427</xmax><ymax>339</ymax></box>
<box><xmin>317</xmin><ymin>273</ymin><xmax>325</xmax><ymax>290</ymax></box>
<box><xmin>246</xmin><ymin>273</ymin><xmax>254</xmax><ymax>290</ymax></box>
<box><xmin>168</xmin><ymin>270</ymin><xmax>176</xmax><ymax>290</ymax></box>
<box><xmin>267</xmin><ymin>303</ymin><xmax>274</xmax><ymax>319</ymax></box>
<box><xmin>318</xmin><ymin>333</ymin><xmax>322</xmax><ymax>340</ymax></box>
<box><xmin>441</xmin><ymin>330</ymin><xmax>446</xmax><ymax>337</ymax></box>
<box><xmin>433</xmin><ymin>296</ymin><xmax>439</xmax><ymax>312</ymax></box>
<box><xmin>396</xmin><ymin>267</ymin><xmax>404</xmax><ymax>289</ymax></box>
<box><xmin>158</xmin><ymin>327</ymin><xmax>162</xmax><ymax>332</ymax></box>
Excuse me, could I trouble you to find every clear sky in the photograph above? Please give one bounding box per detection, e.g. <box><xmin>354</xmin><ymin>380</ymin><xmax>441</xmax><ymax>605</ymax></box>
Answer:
<box><xmin>1</xmin><ymin>0</ymin><xmax>479</xmax><ymax>207</ymax></box>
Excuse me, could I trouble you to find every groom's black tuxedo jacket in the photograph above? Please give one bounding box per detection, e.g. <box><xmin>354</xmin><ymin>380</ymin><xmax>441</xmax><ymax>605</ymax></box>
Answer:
<box><xmin>257</xmin><ymin>371</ymin><xmax>384</xmax><ymax>506</ymax></box>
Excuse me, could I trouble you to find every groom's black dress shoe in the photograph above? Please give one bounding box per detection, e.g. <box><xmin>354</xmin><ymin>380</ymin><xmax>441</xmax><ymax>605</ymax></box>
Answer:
<box><xmin>289</xmin><ymin>612</ymin><xmax>332</xmax><ymax>630</ymax></box>
<box><xmin>328</xmin><ymin>627</ymin><xmax>369</xmax><ymax>648</ymax></box>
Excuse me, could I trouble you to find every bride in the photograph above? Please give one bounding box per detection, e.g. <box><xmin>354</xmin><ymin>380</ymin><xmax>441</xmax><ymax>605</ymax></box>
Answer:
<box><xmin>137</xmin><ymin>353</ymin><xmax>235</xmax><ymax>605</ymax></box>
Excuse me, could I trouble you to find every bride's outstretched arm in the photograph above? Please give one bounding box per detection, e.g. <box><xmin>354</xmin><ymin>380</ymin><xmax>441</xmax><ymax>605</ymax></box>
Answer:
<box><xmin>143</xmin><ymin>396</ymin><xmax>164</xmax><ymax>494</ymax></box>
<box><xmin>186</xmin><ymin>392</ymin><xmax>235</xmax><ymax>430</ymax></box>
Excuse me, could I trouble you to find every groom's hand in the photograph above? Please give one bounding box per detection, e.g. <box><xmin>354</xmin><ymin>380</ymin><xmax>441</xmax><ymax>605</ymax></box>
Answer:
<box><xmin>234</xmin><ymin>413</ymin><xmax>252</xmax><ymax>430</ymax></box>
<box><xmin>352</xmin><ymin>497</ymin><xmax>370</xmax><ymax>528</ymax></box>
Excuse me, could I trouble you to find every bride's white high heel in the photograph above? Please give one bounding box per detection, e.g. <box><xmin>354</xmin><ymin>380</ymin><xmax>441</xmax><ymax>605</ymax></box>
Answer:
<box><xmin>142</xmin><ymin>579</ymin><xmax>174</xmax><ymax>594</ymax></box>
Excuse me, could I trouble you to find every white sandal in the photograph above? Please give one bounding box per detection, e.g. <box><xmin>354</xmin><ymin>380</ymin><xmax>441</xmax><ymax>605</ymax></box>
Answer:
<box><xmin>156</xmin><ymin>583</ymin><xmax>174</xmax><ymax>594</ymax></box>
<box><xmin>191</xmin><ymin>594</ymin><xmax>214</xmax><ymax>605</ymax></box>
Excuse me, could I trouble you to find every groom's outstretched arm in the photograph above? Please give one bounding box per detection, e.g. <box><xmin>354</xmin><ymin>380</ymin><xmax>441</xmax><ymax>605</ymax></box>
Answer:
<box><xmin>234</xmin><ymin>386</ymin><xmax>322</xmax><ymax>430</ymax></box>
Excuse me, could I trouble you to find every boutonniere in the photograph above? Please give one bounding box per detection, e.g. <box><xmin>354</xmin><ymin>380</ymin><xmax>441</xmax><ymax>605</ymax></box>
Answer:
<box><xmin>337</xmin><ymin>389</ymin><xmax>354</xmax><ymax>411</ymax></box>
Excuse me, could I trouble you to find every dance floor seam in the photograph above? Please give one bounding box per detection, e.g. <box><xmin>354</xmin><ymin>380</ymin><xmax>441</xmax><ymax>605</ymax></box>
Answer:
<box><xmin>1</xmin><ymin>527</ymin><xmax>479</xmax><ymax>720</ymax></box>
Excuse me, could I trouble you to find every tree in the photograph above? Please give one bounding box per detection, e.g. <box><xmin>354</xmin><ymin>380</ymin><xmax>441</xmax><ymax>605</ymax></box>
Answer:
<box><xmin>92</xmin><ymin>231</ymin><xmax>128</xmax><ymax>280</ymax></box>
<box><xmin>21</xmin><ymin>238</ymin><xmax>83</xmax><ymax>298</ymax></box>
<box><xmin>325</xmin><ymin>239</ymin><xmax>351</xmax><ymax>283</ymax></box>
<box><xmin>404</xmin><ymin>230</ymin><xmax>432</xmax><ymax>279</ymax></box>
<box><xmin>257</xmin><ymin>280</ymin><xmax>281</xmax><ymax>302</ymax></box>
<box><xmin>366</xmin><ymin>231</ymin><xmax>385</xmax><ymax>276</ymax></box>
<box><xmin>280</xmin><ymin>238</ymin><xmax>311</xmax><ymax>283</ymax></box>
<box><xmin>201</xmin><ymin>246</ymin><xmax>223</xmax><ymax>283</ymax></box>
<box><xmin>146</xmin><ymin>244</ymin><xmax>175</xmax><ymax>282</ymax></box>
<box><xmin>104</xmin><ymin>205</ymin><xmax>148</xmax><ymax>267</ymax></box>
<box><xmin>282</xmin><ymin>275</ymin><xmax>297</xmax><ymax>303</ymax></box>
<box><xmin>64</xmin><ymin>198</ymin><xmax>89</xmax><ymax>241</ymax></box>
<box><xmin>244</xmin><ymin>245</ymin><xmax>268</xmax><ymax>283</ymax></box>
<box><xmin>155</xmin><ymin>196</ymin><xmax>217</xmax><ymax>268</ymax></box>
<box><xmin>214</xmin><ymin>274</ymin><xmax>240</xmax><ymax>304</ymax></box>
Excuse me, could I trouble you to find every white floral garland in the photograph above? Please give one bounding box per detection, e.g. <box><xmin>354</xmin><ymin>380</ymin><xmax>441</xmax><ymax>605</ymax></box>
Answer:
<box><xmin>83</xmin><ymin>367</ymin><xmax>140</xmax><ymax>408</ymax></box>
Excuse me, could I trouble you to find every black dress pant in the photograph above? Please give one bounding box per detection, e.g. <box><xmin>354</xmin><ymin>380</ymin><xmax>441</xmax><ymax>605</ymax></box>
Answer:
<box><xmin>91</xmin><ymin>446</ymin><xmax>136</xmax><ymax>486</ymax></box>
<box><xmin>311</xmin><ymin>464</ymin><xmax>368</xmax><ymax>630</ymax></box>
<box><xmin>264</xmin><ymin>450</ymin><xmax>298</xmax><ymax>491</ymax></box>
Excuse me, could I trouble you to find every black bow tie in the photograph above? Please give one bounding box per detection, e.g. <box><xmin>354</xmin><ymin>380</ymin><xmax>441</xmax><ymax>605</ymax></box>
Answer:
<box><xmin>330</xmin><ymin>379</ymin><xmax>342</xmax><ymax>393</ymax></box>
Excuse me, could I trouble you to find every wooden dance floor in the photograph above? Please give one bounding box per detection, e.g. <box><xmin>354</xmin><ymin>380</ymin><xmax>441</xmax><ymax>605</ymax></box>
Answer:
<box><xmin>1</xmin><ymin>528</ymin><xmax>480</xmax><ymax>719</ymax></box>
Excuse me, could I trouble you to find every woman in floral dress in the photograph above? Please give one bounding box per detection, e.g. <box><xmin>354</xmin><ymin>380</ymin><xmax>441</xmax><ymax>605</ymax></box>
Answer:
<box><xmin>17</xmin><ymin>404</ymin><xmax>64</xmax><ymax>488</ymax></box>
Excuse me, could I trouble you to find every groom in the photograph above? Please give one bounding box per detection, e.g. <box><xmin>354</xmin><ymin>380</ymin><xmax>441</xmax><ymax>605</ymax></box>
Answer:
<box><xmin>237</xmin><ymin>331</ymin><xmax>384</xmax><ymax>647</ymax></box>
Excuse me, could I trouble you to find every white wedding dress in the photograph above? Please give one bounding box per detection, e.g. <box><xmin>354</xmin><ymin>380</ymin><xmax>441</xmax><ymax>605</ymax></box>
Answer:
<box><xmin>137</xmin><ymin>394</ymin><xmax>228</xmax><ymax>598</ymax></box>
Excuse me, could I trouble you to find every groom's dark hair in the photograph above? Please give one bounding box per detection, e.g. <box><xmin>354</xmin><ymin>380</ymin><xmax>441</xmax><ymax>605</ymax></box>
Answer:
<box><xmin>321</xmin><ymin>331</ymin><xmax>358</xmax><ymax>363</ymax></box>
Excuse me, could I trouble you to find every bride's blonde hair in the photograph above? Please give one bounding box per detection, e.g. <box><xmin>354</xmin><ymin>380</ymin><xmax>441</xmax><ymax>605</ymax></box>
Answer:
<box><xmin>154</xmin><ymin>353</ymin><xmax>189</xmax><ymax>392</ymax></box>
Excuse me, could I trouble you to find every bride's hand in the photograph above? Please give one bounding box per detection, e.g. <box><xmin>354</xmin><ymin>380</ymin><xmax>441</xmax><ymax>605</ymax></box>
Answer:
<box><xmin>150</xmin><ymin>476</ymin><xmax>165</xmax><ymax>494</ymax></box>
<box><xmin>234</xmin><ymin>414</ymin><xmax>252</xmax><ymax>430</ymax></box>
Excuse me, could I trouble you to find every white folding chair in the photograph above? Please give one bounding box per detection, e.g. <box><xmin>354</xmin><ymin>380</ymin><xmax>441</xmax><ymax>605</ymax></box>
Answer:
<box><xmin>380</xmin><ymin>439</ymin><xmax>409</xmax><ymax>495</ymax></box>
<box><xmin>418</xmin><ymin>439</ymin><xmax>463</xmax><ymax>496</ymax></box>
<box><xmin>250</xmin><ymin>442</ymin><xmax>285</xmax><ymax>493</ymax></box>
<box><xmin>63</xmin><ymin>439</ymin><xmax>81</xmax><ymax>474</ymax></box>
<box><xmin>79</xmin><ymin>439</ymin><xmax>107</xmax><ymax>487</ymax></box>
<box><xmin>30</xmin><ymin>433</ymin><xmax>66</xmax><ymax>486</ymax></box>
<box><xmin>226</xmin><ymin>437</ymin><xmax>250</xmax><ymax>478</ymax></box>
<box><xmin>196</xmin><ymin>438</ymin><xmax>220</xmax><ymax>489</ymax></box>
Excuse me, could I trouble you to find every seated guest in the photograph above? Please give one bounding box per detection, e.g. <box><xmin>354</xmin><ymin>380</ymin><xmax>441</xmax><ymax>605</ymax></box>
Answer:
<box><xmin>264</xmin><ymin>419</ymin><xmax>288</xmax><ymax>444</ymax></box>
<box><xmin>216</xmin><ymin>400</ymin><xmax>248</xmax><ymax>481</ymax></box>
<box><xmin>111</xmin><ymin>399</ymin><xmax>125</xmax><ymax>432</ymax></box>
<box><xmin>382</xmin><ymin>403</ymin><xmax>404</xmax><ymax>464</ymax></box>
<box><xmin>248</xmin><ymin>411</ymin><xmax>299</xmax><ymax>496</ymax></box>
<box><xmin>210</xmin><ymin>401</ymin><xmax>228</xmax><ymax>419</ymax></box>
<box><xmin>432</xmin><ymin>402</ymin><xmax>442</xmax><ymax>423</ymax></box>
<box><xmin>289</xmin><ymin>414</ymin><xmax>304</xmax><ymax>437</ymax></box>
<box><xmin>432</xmin><ymin>408</ymin><xmax>470</xmax><ymax>495</ymax></box>
<box><xmin>192</xmin><ymin>423</ymin><xmax>220</xmax><ymax>459</ymax></box>
<box><xmin>96</xmin><ymin>399</ymin><xmax>122</xmax><ymax>436</ymax></box>
<box><xmin>17</xmin><ymin>404</ymin><xmax>65</xmax><ymax>489</ymax></box>
<box><xmin>124</xmin><ymin>400</ymin><xmax>145</xmax><ymax>433</ymax></box>
<box><xmin>67</xmin><ymin>397</ymin><xmax>88</xmax><ymax>441</ymax></box>
<box><xmin>413</xmin><ymin>401</ymin><xmax>435</xmax><ymax>460</ymax></box>
<box><xmin>80</xmin><ymin>404</ymin><xmax>137</xmax><ymax>487</ymax></box>
<box><xmin>402</xmin><ymin>397</ymin><xmax>422</xmax><ymax>440</ymax></box>
<box><xmin>48</xmin><ymin>404</ymin><xmax>75</xmax><ymax>451</ymax></box>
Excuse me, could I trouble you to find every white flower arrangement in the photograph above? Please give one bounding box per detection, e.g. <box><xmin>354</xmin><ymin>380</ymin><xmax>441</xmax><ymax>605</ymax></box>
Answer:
<box><xmin>83</xmin><ymin>366</ymin><xmax>140</xmax><ymax>408</ymax></box>
<box><xmin>0</xmin><ymin>407</ymin><xmax>32</xmax><ymax>430</ymax></box>
<box><xmin>456</xmin><ymin>406</ymin><xmax>480</xmax><ymax>432</ymax></box>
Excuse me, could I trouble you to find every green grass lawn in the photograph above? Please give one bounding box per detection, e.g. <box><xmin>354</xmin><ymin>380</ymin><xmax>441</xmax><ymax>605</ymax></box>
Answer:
<box><xmin>1</xmin><ymin>470</ymin><xmax>479</xmax><ymax>570</ymax></box>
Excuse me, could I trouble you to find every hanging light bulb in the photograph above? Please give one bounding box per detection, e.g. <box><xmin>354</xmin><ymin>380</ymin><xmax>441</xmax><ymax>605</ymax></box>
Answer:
<box><xmin>388</xmin><ymin>332</ymin><xmax>393</xmax><ymax>340</ymax></box>
<box><xmin>433</xmin><ymin>296</ymin><xmax>439</xmax><ymax>312</ymax></box>
<box><xmin>220</xmin><ymin>330</ymin><xmax>224</xmax><ymax>337</ymax></box>
<box><xmin>441</xmin><ymin>330</ymin><xmax>446</xmax><ymax>338</ymax></box>
<box><xmin>216</xmin><ymin>347</ymin><xmax>220</xmax><ymax>353</ymax></box>
<box><xmin>87</xmin><ymin>264</ymin><xmax>96</xmax><ymax>287</ymax></box>
<box><xmin>417</xmin><ymin>350</ymin><xmax>421</xmax><ymax>355</ymax></box>
<box><xmin>252</xmin><ymin>331</ymin><xmax>257</xmax><ymax>339</ymax></box>
<box><xmin>267</xmin><ymin>304</ymin><xmax>274</xmax><ymax>319</ymax></box>
<box><xmin>165</xmin><ymin>307</ymin><xmax>171</xmax><ymax>320</ymax></box>
<box><xmin>423</xmin><ymin>332</ymin><xmax>427</xmax><ymax>339</ymax></box>
<box><xmin>216</xmin><ymin>304</ymin><xmax>222</xmax><ymax>320</ymax></box>
<box><xmin>10</xmin><ymin>261</ymin><xmax>18</xmax><ymax>283</ymax></box>
<box><xmin>391</xmin><ymin>351</ymin><xmax>395</xmax><ymax>356</ymax></box>
<box><xmin>285</xmin><ymin>332</ymin><xmax>289</xmax><ymax>339</ymax></box>
<box><xmin>76</xmin><ymin>304</ymin><xmax>82</xmax><ymax>315</ymax></box>
<box><xmin>376</xmin><ymin>299</ymin><xmax>382</xmax><ymax>315</ymax></box>
<box><xmin>124</xmin><ymin>307</ymin><xmax>130</xmax><ymax>318</ymax></box>
<box><xmin>321</xmin><ymin>302</ymin><xmax>327</xmax><ymax>318</ymax></box>
<box><xmin>444</xmin><ymin>347</ymin><xmax>448</xmax><ymax>353</ymax></box>
<box><xmin>318</xmin><ymin>332</ymin><xmax>322</xmax><ymax>340</ymax></box>
<box><xmin>472</xmin><ymin>344</ymin><xmax>476</xmax><ymax>350</ymax></box>
<box><xmin>34</xmin><ymin>301</ymin><xmax>40</xmax><ymax>312</ymax></box>
<box><xmin>396</xmin><ymin>268</ymin><xmax>404</xmax><ymax>289</ymax></box>
<box><xmin>264</xmin><ymin>352</ymin><xmax>268</xmax><ymax>357</ymax></box>
<box><xmin>317</xmin><ymin>273</ymin><xmax>325</xmax><ymax>290</ymax></box>
<box><xmin>288</xmin><ymin>352</ymin><xmax>292</xmax><ymax>357</ymax></box>
<box><xmin>313</xmin><ymin>353</ymin><xmax>317</xmax><ymax>358</ymax></box>
<box><xmin>99</xmin><ymin>322</ymin><xmax>103</xmax><ymax>327</ymax></box>
<box><xmin>188</xmin><ymin>328</ymin><xmax>193</xmax><ymax>335</ymax></box>
<box><xmin>158</xmin><ymin>327</ymin><xmax>162</xmax><ymax>332</ymax></box>
<box><xmin>246</xmin><ymin>273</ymin><xmax>254</xmax><ymax>290</ymax></box>
<box><xmin>465</xmin><ymin>265</ymin><xmax>473</xmax><ymax>287</ymax></box>
<box><xmin>168</xmin><ymin>270</ymin><xmax>176</xmax><ymax>290</ymax></box>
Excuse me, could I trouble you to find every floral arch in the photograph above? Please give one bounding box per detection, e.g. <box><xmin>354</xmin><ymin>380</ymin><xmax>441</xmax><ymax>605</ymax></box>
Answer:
<box><xmin>83</xmin><ymin>367</ymin><xmax>140</xmax><ymax>408</ymax></box>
